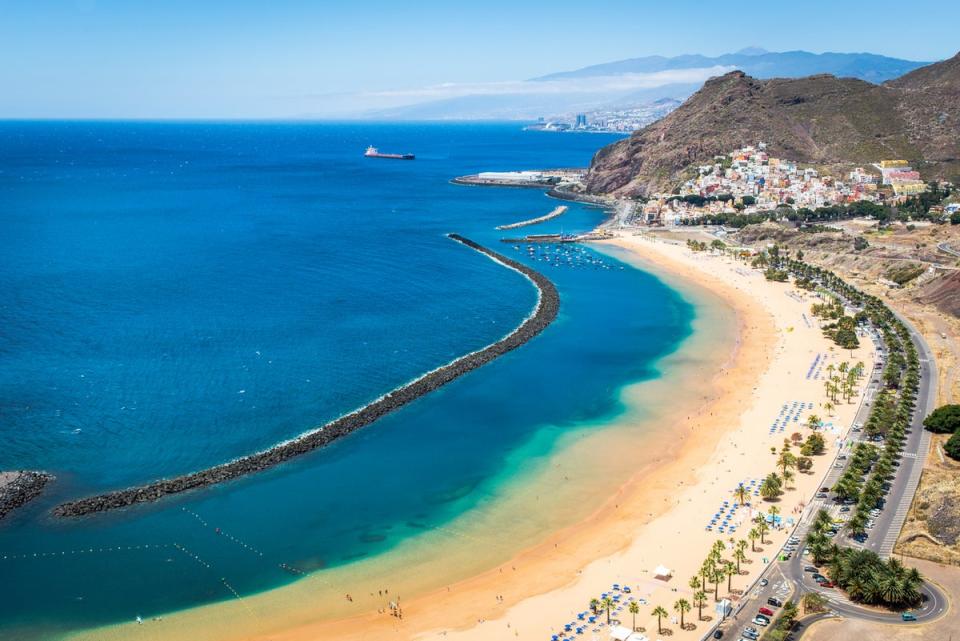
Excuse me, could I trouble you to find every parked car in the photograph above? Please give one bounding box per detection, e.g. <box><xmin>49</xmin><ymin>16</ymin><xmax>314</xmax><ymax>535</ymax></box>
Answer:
<box><xmin>758</xmin><ymin>607</ymin><xmax>774</xmax><ymax>617</ymax></box>
<box><xmin>743</xmin><ymin>631</ymin><xmax>759</xmax><ymax>640</ymax></box>
<box><xmin>901</xmin><ymin>612</ymin><xmax>917</xmax><ymax>622</ymax></box>
<box><xmin>759</xmin><ymin>578</ymin><xmax>769</xmax><ymax>587</ymax></box>
<box><xmin>812</xmin><ymin>573</ymin><xmax>826</xmax><ymax>581</ymax></box>
<box><xmin>804</xmin><ymin>566</ymin><xmax>818</xmax><ymax>572</ymax></box>
<box><xmin>767</xmin><ymin>597</ymin><xmax>782</xmax><ymax>608</ymax></box>
<box><xmin>752</xmin><ymin>616</ymin><xmax>769</xmax><ymax>627</ymax></box>
<box><xmin>840</xmin><ymin>506</ymin><xmax>851</xmax><ymax>512</ymax></box>
<box><xmin>821</xmin><ymin>581</ymin><xmax>835</xmax><ymax>588</ymax></box>
<box><xmin>713</xmin><ymin>630</ymin><xmax>724</xmax><ymax>639</ymax></box>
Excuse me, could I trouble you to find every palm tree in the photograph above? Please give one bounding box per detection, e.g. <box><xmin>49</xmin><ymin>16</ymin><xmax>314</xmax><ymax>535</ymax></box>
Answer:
<box><xmin>734</xmin><ymin>483</ymin><xmax>749</xmax><ymax>505</ymax></box>
<box><xmin>629</xmin><ymin>601</ymin><xmax>640</xmax><ymax>631</ymax></box>
<box><xmin>674</xmin><ymin>598</ymin><xmax>691</xmax><ymax>629</ymax></box>
<box><xmin>652</xmin><ymin>605</ymin><xmax>669</xmax><ymax>634</ymax></box>
<box><xmin>711</xmin><ymin>565</ymin><xmax>723</xmax><ymax>601</ymax></box>
<box><xmin>813</xmin><ymin>508</ymin><xmax>833</xmax><ymax>534</ymax></box>
<box><xmin>733</xmin><ymin>545</ymin><xmax>747</xmax><ymax>573</ymax></box>
<box><xmin>824</xmin><ymin>400</ymin><xmax>835</xmax><ymax>416</ymax></box>
<box><xmin>724</xmin><ymin>560</ymin><xmax>736</xmax><ymax>592</ymax></box>
<box><xmin>768</xmin><ymin>506</ymin><xmax>781</xmax><ymax>530</ymax></box>
<box><xmin>783</xmin><ymin>468</ymin><xmax>795</xmax><ymax>488</ymax></box>
<box><xmin>777</xmin><ymin>451</ymin><xmax>796</xmax><ymax>477</ymax></box>
<box><xmin>712</xmin><ymin>540</ymin><xmax>727</xmax><ymax>556</ymax></box>
<box><xmin>753</xmin><ymin>515</ymin><xmax>770</xmax><ymax>544</ymax></box>
<box><xmin>589</xmin><ymin>597</ymin><xmax>600</xmax><ymax>615</ymax></box>
<box><xmin>694</xmin><ymin>590</ymin><xmax>708</xmax><ymax>620</ymax></box>
<box><xmin>807</xmin><ymin>414</ymin><xmax>822</xmax><ymax>431</ymax></box>
<box><xmin>760</xmin><ymin>474</ymin><xmax>782</xmax><ymax>500</ymax></box>
<box><xmin>748</xmin><ymin>528</ymin><xmax>759</xmax><ymax>551</ymax></box>
<box><xmin>801</xmin><ymin>592</ymin><xmax>828</xmax><ymax>614</ymax></box>
<box><xmin>602</xmin><ymin>596</ymin><xmax>614</xmax><ymax>624</ymax></box>
<box><xmin>700</xmin><ymin>560</ymin><xmax>713</xmax><ymax>591</ymax></box>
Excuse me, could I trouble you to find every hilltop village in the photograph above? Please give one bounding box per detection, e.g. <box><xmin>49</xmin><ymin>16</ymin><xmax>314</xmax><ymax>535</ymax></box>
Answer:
<box><xmin>637</xmin><ymin>144</ymin><xmax>947</xmax><ymax>225</ymax></box>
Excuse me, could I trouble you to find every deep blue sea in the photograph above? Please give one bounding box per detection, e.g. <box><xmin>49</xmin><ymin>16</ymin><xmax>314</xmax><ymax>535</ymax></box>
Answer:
<box><xmin>0</xmin><ymin>122</ymin><xmax>694</xmax><ymax>639</ymax></box>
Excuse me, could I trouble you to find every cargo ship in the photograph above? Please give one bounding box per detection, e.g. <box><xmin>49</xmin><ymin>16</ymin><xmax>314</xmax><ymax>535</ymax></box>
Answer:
<box><xmin>364</xmin><ymin>145</ymin><xmax>415</xmax><ymax>160</ymax></box>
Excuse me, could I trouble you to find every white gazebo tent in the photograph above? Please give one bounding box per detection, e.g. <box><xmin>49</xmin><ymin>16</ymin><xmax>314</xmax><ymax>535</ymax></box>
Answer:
<box><xmin>609</xmin><ymin>625</ymin><xmax>648</xmax><ymax>641</ymax></box>
<box><xmin>653</xmin><ymin>564</ymin><xmax>673</xmax><ymax>580</ymax></box>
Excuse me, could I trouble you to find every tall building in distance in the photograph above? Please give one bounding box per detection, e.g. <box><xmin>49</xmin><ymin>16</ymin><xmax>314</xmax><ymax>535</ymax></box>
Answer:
<box><xmin>574</xmin><ymin>113</ymin><xmax>588</xmax><ymax>129</ymax></box>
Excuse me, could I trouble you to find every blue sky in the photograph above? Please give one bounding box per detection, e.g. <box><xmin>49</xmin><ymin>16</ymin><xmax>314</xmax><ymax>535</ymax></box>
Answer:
<box><xmin>2</xmin><ymin>0</ymin><xmax>958</xmax><ymax>118</ymax></box>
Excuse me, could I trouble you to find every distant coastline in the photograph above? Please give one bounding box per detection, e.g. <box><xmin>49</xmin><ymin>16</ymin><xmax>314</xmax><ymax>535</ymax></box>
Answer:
<box><xmin>53</xmin><ymin>235</ymin><xmax>560</xmax><ymax>518</ymax></box>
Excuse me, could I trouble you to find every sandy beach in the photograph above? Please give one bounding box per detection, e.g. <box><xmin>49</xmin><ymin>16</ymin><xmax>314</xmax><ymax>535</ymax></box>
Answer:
<box><xmin>67</xmin><ymin>231</ymin><xmax>875</xmax><ymax>641</ymax></box>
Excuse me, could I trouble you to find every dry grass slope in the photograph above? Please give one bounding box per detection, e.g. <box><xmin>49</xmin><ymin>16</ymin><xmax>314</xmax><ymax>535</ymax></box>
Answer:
<box><xmin>586</xmin><ymin>52</ymin><xmax>960</xmax><ymax>197</ymax></box>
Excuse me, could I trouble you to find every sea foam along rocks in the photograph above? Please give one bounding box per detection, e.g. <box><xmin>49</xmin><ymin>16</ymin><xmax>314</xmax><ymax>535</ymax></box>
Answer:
<box><xmin>0</xmin><ymin>471</ymin><xmax>53</xmax><ymax>521</ymax></box>
<box><xmin>54</xmin><ymin>234</ymin><xmax>560</xmax><ymax>518</ymax></box>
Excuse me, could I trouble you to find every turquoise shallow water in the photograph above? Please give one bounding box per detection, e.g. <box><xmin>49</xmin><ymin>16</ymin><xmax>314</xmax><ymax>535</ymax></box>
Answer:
<box><xmin>0</xmin><ymin>122</ymin><xmax>694</xmax><ymax>639</ymax></box>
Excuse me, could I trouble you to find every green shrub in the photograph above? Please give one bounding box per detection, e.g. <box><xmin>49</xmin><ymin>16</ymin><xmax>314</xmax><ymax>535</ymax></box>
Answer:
<box><xmin>945</xmin><ymin>430</ymin><xmax>960</xmax><ymax>461</ymax></box>
<box><xmin>923</xmin><ymin>404</ymin><xmax>960</xmax><ymax>434</ymax></box>
<box><xmin>885</xmin><ymin>263</ymin><xmax>926</xmax><ymax>285</ymax></box>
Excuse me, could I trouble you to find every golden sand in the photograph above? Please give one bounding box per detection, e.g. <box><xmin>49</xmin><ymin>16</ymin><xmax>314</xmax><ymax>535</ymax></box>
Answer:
<box><xmin>67</xmin><ymin>232</ymin><xmax>875</xmax><ymax>641</ymax></box>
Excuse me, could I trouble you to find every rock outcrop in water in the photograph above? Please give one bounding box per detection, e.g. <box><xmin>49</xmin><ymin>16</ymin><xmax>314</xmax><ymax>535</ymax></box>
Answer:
<box><xmin>53</xmin><ymin>234</ymin><xmax>559</xmax><ymax>518</ymax></box>
<box><xmin>0</xmin><ymin>471</ymin><xmax>53</xmax><ymax>521</ymax></box>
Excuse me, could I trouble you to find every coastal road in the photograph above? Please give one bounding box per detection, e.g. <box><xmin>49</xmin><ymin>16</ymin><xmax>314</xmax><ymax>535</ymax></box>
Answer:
<box><xmin>711</xmin><ymin>308</ymin><xmax>944</xmax><ymax>641</ymax></box>
<box><xmin>864</xmin><ymin>308</ymin><xmax>937</xmax><ymax>558</ymax></box>
<box><xmin>782</xmin><ymin>308</ymin><xmax>944</xmax><ymax>634</ymax></box>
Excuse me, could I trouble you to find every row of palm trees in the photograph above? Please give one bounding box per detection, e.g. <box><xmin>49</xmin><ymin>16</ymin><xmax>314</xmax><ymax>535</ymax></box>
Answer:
<box><xmin>806</xmin><ymin>509</ymin><xmax>924</xmax><ymax>608</ymax></box>
<box><xmin>594</xmin><ymin>597</ymin><xmax>689</xmax><ymax>635</ymax></box>
<box><xmin>783</xmin><ymin>253</ymin><xmax>927</xmax><ymax>607</ymax></box>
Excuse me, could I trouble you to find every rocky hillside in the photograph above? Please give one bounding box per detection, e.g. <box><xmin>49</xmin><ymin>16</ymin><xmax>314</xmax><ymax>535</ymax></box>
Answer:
<box><xmin>585</xmin><ymin>52</ymin><xmax>960</xmax><ymax>197</ymax></box>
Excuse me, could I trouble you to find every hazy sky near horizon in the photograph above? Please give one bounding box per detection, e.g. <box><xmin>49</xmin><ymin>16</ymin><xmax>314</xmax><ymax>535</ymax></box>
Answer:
<box><xmin>2</xmin><ymin>0</ymin><xmax>959</xmax><ymax>118</ymax></box>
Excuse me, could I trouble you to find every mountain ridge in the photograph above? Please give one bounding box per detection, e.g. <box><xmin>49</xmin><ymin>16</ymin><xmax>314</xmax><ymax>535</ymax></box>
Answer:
<box><xmin>535</xmin><ymin>50</ymin><xmax>930</xmax><ymax>84</ymax></box>
<box><xmin>584</xmin><ymin>52</ymin><xmax>960</xmax><ymax>197</ymax></box>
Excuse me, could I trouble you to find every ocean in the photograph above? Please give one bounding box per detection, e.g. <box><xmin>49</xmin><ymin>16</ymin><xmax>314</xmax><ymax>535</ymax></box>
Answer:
<box><xmin>0</xmin><ymin>122</ymin><xmax>695</xmax><ymax>639</ymax></box>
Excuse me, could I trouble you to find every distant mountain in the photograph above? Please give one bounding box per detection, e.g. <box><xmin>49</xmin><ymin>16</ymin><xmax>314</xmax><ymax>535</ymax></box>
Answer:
<box><xmin>536</xmin><ymin>50</ymin><xmax>930</xmax><ymax>85</ymax></box>
<box><xmin>360</xmin><ymin>49</ymin><xmax>932</xmax><ymax>122</ymax></box>
<box><xmin>584</xmin><ymin>52</ymin><xmax>960</xmax><ymax>197</ymax></box>
<box><xmin>368</xmin><ymin>82</ymin><xmax>700</xmax><ymax>121</ymax></box>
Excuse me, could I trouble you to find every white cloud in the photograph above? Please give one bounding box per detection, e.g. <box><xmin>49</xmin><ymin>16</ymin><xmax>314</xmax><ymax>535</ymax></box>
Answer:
<box><xmin>360</xmin><ymin>66</ymin><xmax>733</xmax><ymax>100</ymax></box>
<box><xmin>299</xmin><ymin>66</ymin><xmax>732</xmax><ymax>117</ymax></box>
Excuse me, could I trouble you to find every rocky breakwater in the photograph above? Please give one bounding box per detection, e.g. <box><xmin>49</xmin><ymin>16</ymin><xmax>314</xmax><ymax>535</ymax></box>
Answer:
<box><xmin>54</xmin><ymin>234</ymin><xmax>560</xmax><ymax>518</ymax></box>
<box><xmin>0</xmin><ymin>471</ymin><xmax>53</xmax><ymax>521</ymax></box>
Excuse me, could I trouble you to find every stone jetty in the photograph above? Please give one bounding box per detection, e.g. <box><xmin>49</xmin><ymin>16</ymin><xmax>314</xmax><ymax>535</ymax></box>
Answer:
<box><xmin>0</xmin><ymin>471</ymin><xmax>53</xmax><ymax>521</ymax></box>
<box><xmin>496</xmin><ymin>205</ymin><xmax>568</xmax><ymax>231</ymax></box>
<box><xmin>53</xmin><ymin>234</ymin><xmax>560</xmax><ymax>518</ymax></box>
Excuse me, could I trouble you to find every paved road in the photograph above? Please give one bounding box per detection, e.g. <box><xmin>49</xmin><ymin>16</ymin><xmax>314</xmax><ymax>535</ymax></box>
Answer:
<box><xmin>865</xmin><ymin>309</ymin><xmax>937</xmax><ymax>558</ymax></box>
<box><xmin>937</xmin><ymin>242</ymin><xmax>960</xmax><ymax>259</ymax></box>
<box><xmin>710</xmin><ymin>308</ymin><xmax>946</xmax><ymax>641</ymax></box>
